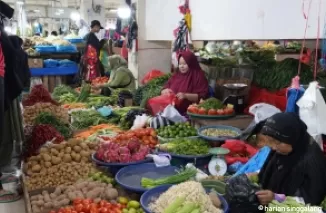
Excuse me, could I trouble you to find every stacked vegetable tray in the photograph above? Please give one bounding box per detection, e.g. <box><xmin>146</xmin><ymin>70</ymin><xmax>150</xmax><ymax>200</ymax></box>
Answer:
<box><xmin>187</xmin><ymin>98</ymin><xmax>235</xmax><ymax>120</ymax></box>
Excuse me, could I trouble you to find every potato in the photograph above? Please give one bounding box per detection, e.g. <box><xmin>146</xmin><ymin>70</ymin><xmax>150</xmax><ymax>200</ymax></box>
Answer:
<box><xmin>73</xmin><ymin>146</ymin><xmax>82</xmax><ymax>153</ymax></box>
<box><xmin>74</xmin><ymin>154</ymin><xmax>81</xmax><ymax>162</ymax></box>
<box><xmin>31</xmin><ymin>164</ymin><xmax>42</xmax><ymax>173</ymax></box>
<box><xmin>80</xmin><ymin>143</ymin><xmax>88</xmax><ymax>150</ymax></box>
<box><xmin>65</xmin><ymin>147</ymin><xmax>72</xmax><ymax>154</ymax></box>
<box><xmin>42</xmin><ymin>153</ymin><xmax>51</xmax><ymax>162</ymax></box>
<box><xmin>63</xmin><ymin>154</ymin><xmax>72</xmax><ymax>163</ymax></box>
<box><xmin>39</xmin><ymin>147</ymin><xmax>49</xmax><ymax>153</ymax></box>
<box><xmin>105</xmin><ymin>188</ymin><xmax>118</xmax><ymax>200</ymax></box>
<box><xmin>51</xmin><ymin>156</ymin><xmax>61</xmax><ymax>165</ymax></box>
<box><xmin>44</xmin><ymin>162</ymin><xmax>52</xmax><ymax>168</ymax></box>
<box><xmin>50</xmin><ymin>148</ymin><xmax>59</xmax><ymax>156</ymax></box>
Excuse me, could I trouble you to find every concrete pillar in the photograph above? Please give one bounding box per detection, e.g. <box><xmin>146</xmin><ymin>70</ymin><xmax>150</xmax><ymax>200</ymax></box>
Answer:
<box><xmin>129</xmin><ymin>0</ymin><xmax>172</xmax><ymax>86</ymax></box>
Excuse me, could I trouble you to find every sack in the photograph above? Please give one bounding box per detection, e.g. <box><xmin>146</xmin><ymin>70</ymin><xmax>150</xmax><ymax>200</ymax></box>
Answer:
<box><xmin>141</xmin><ymin>70</ymin><xmax>165</xmax><ymax>85</ymax></box>
<box><xmin>161</xmin><ymin>104</ymin><xmax>187</xmax><ymax>123</ymax></box>
<box><xmin>226</xmin><ymin>174</ymin><xmax>263</xmax><ymax>213</ymax></box>
<box><xmin>147</xmin><ymin>94</ymin><xmax>178</xmax><ymax>115</ymax></box>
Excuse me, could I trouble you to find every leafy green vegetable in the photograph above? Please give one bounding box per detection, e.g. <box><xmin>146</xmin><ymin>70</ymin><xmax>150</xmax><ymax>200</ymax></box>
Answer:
<box><xmin>34</xmin><ymin>112</ymin><xmax>72</xmax><ymax>139</ymax></box>
<box><xmin>158</xmin><ymin>138</ymin><xmax>210</xmax><ymax>155</ymax></box>
<box><xmin>198</xmin><ymin>98</ymin><xmax>223</xmax><ymax>110</ymax></box>
<box><xmin>86</xmin><ymin>96</ymin><xmax>116</xmax><ymax>108</ymax></box>
<box><xmin>141</xmin><ymin>167</ymin><xmax>197</xmax><ymax>188</ymax></box>
<box><xmin>52</xmin><ymin>85</ymin><xmax>78</xmax><ymax>101</ymax></box>
<box><xmin>71</xmin><ymin>110</ymin><xmax>109</xmax><ymax>129</ymax></box>
<box><xmin>58</xmin><ymin>93</ymin><xmax>77</xmax><ymax>104</ymax></box>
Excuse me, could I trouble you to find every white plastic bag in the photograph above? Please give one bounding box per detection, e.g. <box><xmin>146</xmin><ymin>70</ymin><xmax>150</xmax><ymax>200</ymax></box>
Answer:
<box><xmin>131</xmin><ymin>114</ymin><xmax>149</xmax><ymax>130</ymax></box>
<box><xmin>249</xmin><ymin>103</ymin><xmax>281</xmax><ymax>124</ymax></box>
<box><xmin>161</xmin><ymin>104</ymin><xmax>187</xmax><ymax>123</ymax></box>
<box><xmin>146</xmin><ymin>154</ymin><xmax>171</xmax><ymax>167</ymax></box>
<box><xmin>297</xmin><ymin>81</ymin><xmax>326</xmax><ymax>150</ymax></box>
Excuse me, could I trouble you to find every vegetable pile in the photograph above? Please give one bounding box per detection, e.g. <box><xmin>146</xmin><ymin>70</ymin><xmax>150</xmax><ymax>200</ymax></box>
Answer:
<box><xmin>95</xmin><ymin>137</ymin><xmax>150</xmax><ymax>163</ymax></box>
<box><xmin>73</xmin><ymin>124</ymin><xmax>121</xmax><ymax>140</ymax></box>
<box><xmin>201</xmin><ymin>128</ymin><xmax>240</xmax><ymax>137</ymax></box>
<box><xmin>24</xmin><ymin>139</ymin><xmax>96</xmax><ymax>191</ymax></box>
<box><xmin>23</xmin><ymin>84</ymin><xmax>58</xmax><ymax>107</ymax></box>
<box><xmin>88</xmin><ymin>172</ymin><xmax>114</xmax><ymax>184</ymax></box>
<box><xmin>34</xmin><ymin>112</ymin><xmax>72</xmax><ymax>139</ymax></box>
<box><xmin>23</xmin><ymin>102</ymin><xmax>69</xmax><ymax>125</ymax></box>
<box><xmin>266</xmin><ymin>197</ymin><xmax>322</xmax><ymax>213</ymax></box>
<box><xmin>30</xmin><ymin>181</ymin><xmax>118</xmax><ymax>213</ymax></box>
<box><xmin>188</xmin><ymin>99</ymin><xmax>234</xmax><ymax>116</ymax></box>
<box><xmin>71</xmin><ymin>110</ymin><xmax>110</xmax><ymax>130</ymax></box>
<box><xmin>156</xmin><ymin>123</ymin><xmax>197</xmax><ymax>138</ymax></box>
<box><xmin>149</xmin><ymin>181</ymin><xmax>222</xmax><ymax>213</ymax></box>
<box><xmin>141</xmin><ymin>167</ymin><xmax>197</xmax><ymax>188</ymax></box>
<box><xmin>133</xmin><ymin>74</ymin><xmax>171</xmax><ymax>107</ymax></box>
<box><xmin>25</xmin><ymin>124</ymin><xmax>65</xmax><ymax>157</ymax></box>
<box><xmin>157</xmin><ymin>138</ymin><xmax>210</xmax><ymax>156</ymax></box>
<box><xmin>106</xmin><ymin>107</ymin><xmax>147</xmax><ymax>129</ymax></box>
<box><xmin>91</xmin><ymin>76</ymin><xmax>109</xmax><ymax>85</ymax></box>
<box><xmin>111</xmin><ymin>128</ymin><xmax>158</xmax><ymax>149</ymax></box>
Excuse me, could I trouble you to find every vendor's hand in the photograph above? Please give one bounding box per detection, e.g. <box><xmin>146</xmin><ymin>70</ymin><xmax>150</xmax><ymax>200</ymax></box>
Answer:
<box><xmin>256</xmin><ymin>190</ymin><xmax>274</xmax><ymax>205</ymax></box>
<box><xmin>161</xmin><ymin>88</ymin><xmax>173</xmax><ymax>95</ymax></box>
<box><xmin>176</xmin><ymin>92</ymin><xmax>187</xmax><ymax>100</ymax></box>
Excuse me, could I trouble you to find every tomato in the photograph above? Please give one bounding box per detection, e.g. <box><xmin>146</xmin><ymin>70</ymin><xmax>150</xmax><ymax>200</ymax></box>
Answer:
<box><xmin>90</xmin><ymin>207</ymin><xmax>99</xmax><ymax>213</ymax></box>
<box><xmin>83</xmin><ymin>204</ymin><xmax>91</xmax><ymax>213</ymax></box>
<box><xmin>99</xmin><ymin>201</ymin><xmax>107</xmax><ymax>207</ymax></box>
<box><xmin>225</xmin><ymin>108</ymin><xmax>234</xmax><ymax>114</ymax></box>
<box><xmin>75</xmin><ymin>204</ymin><xmax>84</xmax><ymax>212</ymax></box>
<box><xmin>217</xmin><ymin>109</ymin><xmax>224</xmax><ymax>115</ymax></box>
<box><xmin>71</xmin><ymin>211</ymin><xmax>77</xmax><ymax>213</ymax></box>
<box><xmin>198</xmin><ymin>107</ymin><xmax>207</xmax><ymax>115</ymax></box>
<box><xmin>187</xmin><ymin>105</ymin><xmax>199</xmax><ymax>114</ymax></box>
<box><xmin>100</xmin><ymin>207</ymin><xmax>109</xmax><ymax>213</ymax></box>
<box><xmin>90</xmin><ymin>203</ymin><xmax>98</xmax><ymax>209</ymax></box>
<box><xmin>207</xmin><ymin>109</ymin><xmax>218</xmax><ymax>115</ymax></box>
<box><xmin>49</xmin><ymin>211</ymin><xmax>56</xmax><ymax>213</ymax></box>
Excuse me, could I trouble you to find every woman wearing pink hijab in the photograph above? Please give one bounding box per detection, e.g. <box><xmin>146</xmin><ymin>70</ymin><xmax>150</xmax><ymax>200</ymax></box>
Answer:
<box><xmin>162</xmin><ymin>51</ymin><xmax>209</xmax><ymax>114</ymax></box>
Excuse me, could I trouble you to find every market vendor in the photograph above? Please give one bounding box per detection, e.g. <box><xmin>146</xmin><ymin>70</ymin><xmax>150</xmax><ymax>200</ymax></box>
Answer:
<box><xmin>255</xmin><ymin>112</ymin><xmax>326</xmax><ymax>206</ymax></box>
<box><xmin>80</xmin><ymin>20</ymin><xmax>104</xmax><ymax>82</ymax></box>
<box><xmin>161</xmin><ymin>50</ymin><xmax>209</xmax><ymax>114</ymax></box>
<box><xmin>96</xmin><ymin>55</ymin><xmax>135</xmax><ymax>95</ymax></box>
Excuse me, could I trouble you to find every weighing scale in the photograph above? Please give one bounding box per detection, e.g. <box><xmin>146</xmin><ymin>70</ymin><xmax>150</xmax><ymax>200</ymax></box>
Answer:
<box><xmin>223</xmin><ymin>83</ymin><xmax>248</xmax><ymax>114</ymax></box>
<box><xmin>208</xmin><ymin>147</ymin><xmax>230</xmax><ymax>176</ymax></box>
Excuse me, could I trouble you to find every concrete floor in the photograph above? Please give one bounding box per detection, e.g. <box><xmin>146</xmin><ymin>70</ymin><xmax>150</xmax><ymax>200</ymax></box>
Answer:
<box><xmin>0</xmin><ymin>182</ymin><xmax>25</xmax><ymax>213</ymax></box>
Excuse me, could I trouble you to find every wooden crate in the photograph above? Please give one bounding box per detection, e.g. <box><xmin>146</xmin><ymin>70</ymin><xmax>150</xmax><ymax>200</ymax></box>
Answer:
<box><xmin>28</xmin><ymin>58</ymin><xmax>43</xmax><ymax>68</ymax></box>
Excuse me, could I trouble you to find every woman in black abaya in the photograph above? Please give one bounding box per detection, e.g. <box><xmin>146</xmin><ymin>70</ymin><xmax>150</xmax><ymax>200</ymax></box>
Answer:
<box><xmin>255</xmin><ymin>112</ymin><xmax>326</xmax><ymax>206</ymax></box>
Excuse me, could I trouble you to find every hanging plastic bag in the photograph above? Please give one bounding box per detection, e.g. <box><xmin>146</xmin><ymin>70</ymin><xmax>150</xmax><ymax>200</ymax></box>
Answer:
<box><xmin>226</xmin><ymin>174</ymin><xmax>263</xmax><ymax>213</ymax></box>
<box><xmin>131</xmin><ymin>114</ymin><xmax>150</xmax><ymax>130</ymax></box>
<box><xmin>147</xmin><ymin>94</ymin><xmax>178</xmax><ymax>115</ymax></box>
<box><xmin>297</xmin><ymin>81</ymin><xmax>326</xmax><ymax>149</ymax></box>
<box><xmin>161</xmin><ymin>104</ymin><xmax>187</xmax><ymax>123</ymax></box>
<box><xmin>141</xmin><ymin>70</ymin><xmax>165</xmax><ymax>85</ymax></box>
<box><xmin>249</xmin><ymin>103</ymin><xmax>281</xmax><ymax>124</ymax></box>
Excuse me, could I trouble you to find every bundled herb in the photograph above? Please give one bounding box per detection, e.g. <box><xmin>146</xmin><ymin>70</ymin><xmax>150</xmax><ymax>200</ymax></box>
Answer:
<box><xmin>86</xmin><ymin>96</ymin><xmax>117</xmax><ymax>108</ymax></box>
<box><xmin>71</xmin><ymin>110</ymin><xmax>109</xmax><ymax>129</ymax></box>
<box><xmin>198</xmin><ymin>98</ymin><xmax>224</xmax><ymax>110</ymax></box>
<box><xmin>34</xmin><ymin>112</ymin><xmax>72</xmax><ymax>139</ymax></box>
<box><xmin>58</xmin><ymin>93</ymin><xmax>77</xmax><ymax>104</ymax></box>
<box><xmin>77</xmin><ymin>83</ymin><xmax>91</xmax><ymax>102</ymax></box>
<box><xmin>141</xmin><ymin>167</ymin><xmax>197</xmax><ymax>188</ymax></box>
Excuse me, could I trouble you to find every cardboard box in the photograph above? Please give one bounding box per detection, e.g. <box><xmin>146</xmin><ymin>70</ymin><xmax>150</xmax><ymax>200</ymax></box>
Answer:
<box><xmin>28</xmin><ymin>58</ymin><xmax>43</xmax><ymax>68</ymax></box>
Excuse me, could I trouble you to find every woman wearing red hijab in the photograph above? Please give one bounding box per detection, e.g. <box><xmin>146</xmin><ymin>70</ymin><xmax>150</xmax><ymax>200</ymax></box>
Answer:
<box><xmin>162</xmin><ymin>51</ymin><xmax>209</xmax><ymax>114</ymax></box>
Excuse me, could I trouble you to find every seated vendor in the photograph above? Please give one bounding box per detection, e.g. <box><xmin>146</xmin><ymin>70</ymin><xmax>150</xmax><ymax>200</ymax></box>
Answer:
<box><xmin>255</xmin><ymin>112</ymin><xmax>326</xmax><ymax>206</ymax></box>
<box><xmin>161</xmin><ymin>50</ymin><xmax>209</xmax><ymax>114</ymax></box>
<box><xmin>98</xmin><ymin>55</ymin><xmax>135</xmax><ymax>94</ymax></box>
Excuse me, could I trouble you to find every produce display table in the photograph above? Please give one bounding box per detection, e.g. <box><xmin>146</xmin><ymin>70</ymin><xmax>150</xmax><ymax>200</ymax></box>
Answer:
<box><xmin>30</xmin><ymin>66</ymin><xmax>78</xmax><ymax>92</ymax></box>
<box><xmin>190</xmin><ymin>114</ymin><xmax>253</xmax><ymax>130</ymax></box>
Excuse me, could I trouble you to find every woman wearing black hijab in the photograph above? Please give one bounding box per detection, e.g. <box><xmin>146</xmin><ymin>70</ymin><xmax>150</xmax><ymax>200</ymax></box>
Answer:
<box><xmin>255</xmin><ymin>112</ymin><xmax>326</xmax><ymax>206</ymax></box>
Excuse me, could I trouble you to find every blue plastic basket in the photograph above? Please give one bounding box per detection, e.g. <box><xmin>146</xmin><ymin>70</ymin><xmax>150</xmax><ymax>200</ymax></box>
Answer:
<box><xmin>115</xmin><ymin>163</ymin><xmax>178</xmax><ymax>193</ymax></box>
<box><xmin>35</xmin><ymin>45</ymin><xmax>56</xmax><ymax>53</ymax></box>
<box><xmin>91</xmin><ymin>153</ymin><xmax>153</xmax><ymax>175</ymax></box>
<box><xmin>44</xmin><ymin>59</ymin><xmax>59</xmax><ymax>68</ymax></box>
<box><xmin>56</xmin><ymin>45</ymin><xmax>78</xmax><ymax>53</ymax></box>
<box><xmin>198</xmin><ymin>125</ymin><xmax>242</xmax><ymax>142</ymax></box>
<box><xmin>65</xmin><ymin>38</ymin><xmax>84</xmax><ymax>44</ymax></box>
<box><xmin>140</xmin><ymin>184</ymin><xmax>229</xmax><ymax>213</ymax></box>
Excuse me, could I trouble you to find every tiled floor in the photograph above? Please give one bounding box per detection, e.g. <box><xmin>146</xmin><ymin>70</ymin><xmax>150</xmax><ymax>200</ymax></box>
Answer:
<box><xmin>0</xmin><ymin>182</ymin><xmax>26</xmax><ymax>213</ymax></box>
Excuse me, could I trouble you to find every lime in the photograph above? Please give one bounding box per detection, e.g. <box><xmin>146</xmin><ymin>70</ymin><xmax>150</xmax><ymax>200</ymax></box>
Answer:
<box><xmin>118</xmin><ymin>196</ymin><xmax>129</xmax><ymax>205</ymax></box>
<box><xmin>128</xmin><ymin>208</ymin><xmax>137</xmax><ymax>213</ymax></box>
<box><xmin>122</xmin><ymin>209</ymin><xmax>129</xmax><ymax>213</ymax></box>
<box><xmin>128</xmin><ymin>200</ymin><xmax>140</xmax><ymax>209</ymax></box>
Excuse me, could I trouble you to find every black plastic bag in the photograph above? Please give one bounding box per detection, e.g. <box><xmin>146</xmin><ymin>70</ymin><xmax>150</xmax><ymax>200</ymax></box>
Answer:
<box><xmin>226</xmin><ymin>174</ymin><xmax>264</xmax><ymax>213</ymax></box>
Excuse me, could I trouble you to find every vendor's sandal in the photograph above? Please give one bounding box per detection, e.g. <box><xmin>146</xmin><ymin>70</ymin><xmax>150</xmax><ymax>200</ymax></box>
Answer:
<box><xmin>0</xmin><ymin>175</ymin><xmax>19</xmax><ymax>184</ymax></box>
<box><xmin>0</xmin><ymin>190</ymin><xmax>21</xmax><ymax>203</ymax></box>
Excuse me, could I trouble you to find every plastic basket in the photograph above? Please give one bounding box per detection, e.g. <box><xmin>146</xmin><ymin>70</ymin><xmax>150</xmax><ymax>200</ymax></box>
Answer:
<box><xmin>44</xmin><ymin>59</ymin><xmax>59</xmax><ymax>68</ymax></box>
<box><xmin>65</xmin><ymin>38</ymin><xmax>84</xmax><ymax>44</ymax></box>
<box><xmin>35</xmin><ymin>45</ymin><xmax>56</xmax><ymax>53</ymax></box>
<box><xmin>55</xmin><ymin>45</ymin><xmax>78</xmax><ymax>53</ymax></box>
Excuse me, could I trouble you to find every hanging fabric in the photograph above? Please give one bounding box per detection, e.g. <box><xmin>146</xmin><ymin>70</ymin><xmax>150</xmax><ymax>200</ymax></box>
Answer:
<box><xmin>126</xmin><ymin>3</ymin><xmax>138</xmax><ymax>50</ymax></box>
<box><xmin>319</xmin><ymin>13</ymin><xmax>326</xmax><ymax>70</ymax></box>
